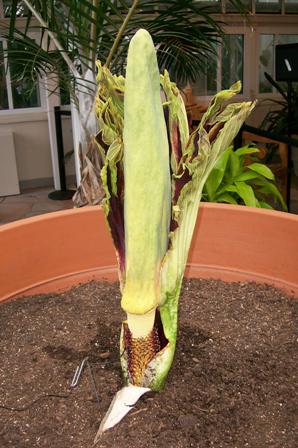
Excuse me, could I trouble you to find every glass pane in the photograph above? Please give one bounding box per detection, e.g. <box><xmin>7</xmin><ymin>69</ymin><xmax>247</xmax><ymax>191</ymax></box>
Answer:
<box><xmin>226</xmin><ymin>0</ymin><xmax>252</xmax><ymax>12</ymax></box>
<box><xmin>3</xmin><ymin>0</ymin><xmax>29</xmax><ymax>17</ymax></box>
<box><xmin>285</xmin><ymin>0</ymin><xmax>298</xmax><ymax>13</ymax></box>
<box><xmin>195</xmin><ymin>0</ymin><xmax>222</xmax><ymax>12</ymax></box>
<box><xmin>8</xmin><ymin>41</ymin><xmax>41</xmax><ymax>109</ymax></box>
<box><xmin>192</xmin><ymin>51</ymin><xmax>218</xmax><ymax>96</ymax></box>
<box><xmin>0</xmin><ymin>42</ymin><xmax>9</xmax><ymax>110</ymax></box>
<box><xmin>276</xmin><ymin>36</ymin><xmax>298</xmax><ymax>92</ymax></box>
<box><xmin>259</xmin><ymin>34</ymin><xmax>274</xmax><ymax>93</ymax></box>
<box><xmin>11</xmin><ymin>79</ymin><xmax>40</xmax><ymax>109</ymax></box>
<box><xmin>221</xmin><ymin>35</ymin><xmax>243</xmax><ymax>92</ymax></box>
<box><xmin>278</xmin><ymin>34</ymin><xmax>298</xmax><ymax>45</ymax></box>
<box><xmin>256</xmin><ymin>0</ymin><xmax>281</xmax><ymax>13</ymax></box>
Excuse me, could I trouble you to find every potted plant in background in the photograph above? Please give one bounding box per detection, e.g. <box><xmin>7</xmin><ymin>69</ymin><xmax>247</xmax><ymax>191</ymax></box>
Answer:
<box><xmin>260</xmin><ymin>73</ymin><xmax>298</xmax><ymax>174</ymax></box>
<box><xmin>261</xmin><ymin>75</ymin><xmax>298</xmax><ymax>141</ymax></box>
<box><xmin>2</xmin><ymin>0</ymin><xmax>243</xmax><ymax>204</ymax></box>
<box><xmin>202</xmin><ymin>145</ymin><xmax>287</xmax><ymax>211</ymax></box>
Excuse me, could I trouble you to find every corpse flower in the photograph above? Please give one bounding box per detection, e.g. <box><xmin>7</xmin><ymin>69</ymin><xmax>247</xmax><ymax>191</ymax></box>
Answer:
<box><xmin>88</xmin><ymin>29</ymin><xmax>254</xmax><ymax>439</ymax></box>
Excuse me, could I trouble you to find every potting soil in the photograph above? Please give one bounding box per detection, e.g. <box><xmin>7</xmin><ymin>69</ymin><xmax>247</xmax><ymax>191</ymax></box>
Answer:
<box><xmin>0</xmin><ymin>279</ymin><xmax>297</xmax><ymax>448</ymax></box>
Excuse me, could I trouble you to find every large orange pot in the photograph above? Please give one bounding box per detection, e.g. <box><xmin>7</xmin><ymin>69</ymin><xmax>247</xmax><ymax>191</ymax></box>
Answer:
<box><xmin>0</xmin><ymin>203</ymin><xmax>297</xmax><ymax>302</ymax></box>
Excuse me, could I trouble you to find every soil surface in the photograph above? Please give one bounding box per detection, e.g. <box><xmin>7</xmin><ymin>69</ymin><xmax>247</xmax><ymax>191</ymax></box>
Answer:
<box><xmin>0</xmin><ymin>279</ymin><xmax>297</xmax><ymax>448</ymax></box>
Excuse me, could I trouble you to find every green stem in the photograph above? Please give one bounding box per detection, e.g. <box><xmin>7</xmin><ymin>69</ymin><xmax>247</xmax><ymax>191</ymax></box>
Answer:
<box><xmin>105</xmin><ymin>0</ymin><xmax>139</xmax><ymax>68</ymax></box>
<box><xmin>90</xmin><ymin>0</ymin><xmax>100</xmax><ymax>73</ymax></box>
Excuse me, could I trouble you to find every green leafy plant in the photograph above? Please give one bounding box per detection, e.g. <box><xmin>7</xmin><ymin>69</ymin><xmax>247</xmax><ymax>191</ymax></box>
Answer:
<box><xmin>260</xmin><ymin>73</ymin><xmax>298</xmax><ymax>165</ymax></box>
<box><xmin>261</xmin><ymin>73</ymin><xmax>298</xmax><ymax>137</ymax></box>
<box><xmin>202</xmin><ymin>145</ymin><xmax>287</xmax><ymax>211</ymax></box>
<box><xmin>2</xmin><ymin>1</ymin><xmax>247</xmax><ymax>205</ymax></box>
<box><xmin>1</xmin><ymin>0</ymin><xmax>223</xmax><ymax>206</ymax></box>
<box><xmin>3</xmin><ymin>0</ymin><xmax>225</xmax><ymax>86</ymax></box>
<box><xmin>92</xmin><ymin>29</ymin><xmax>254</xmax><ymax>439</ymax></box>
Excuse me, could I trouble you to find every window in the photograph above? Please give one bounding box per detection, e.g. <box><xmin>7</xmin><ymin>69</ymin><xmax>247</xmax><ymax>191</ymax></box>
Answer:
<box><xmin>193</xmin><ymin>34</ymin><xmax>244</xmax><ymax>96</ymax></box>
<box><xmin>196</xmin><ymin>1</ymin><xmax>222</xmax><ymax>12</ymax></box>
<box><xmin>259</xmin><ymin>34</ymin><xmax>275</xmax><ymax>93</ymax></box>
<box><xmin>285</xmin><ymin>0</ymin><xmax>298</xmax><ymax>13</ymax></box>
<box><xmin>0</xmin><ymin>41</ymin><xmax>9</xmax><ymax>109</ymax></box>
<box><xmin>2</xmin><ymin>0</ymin><xmax>29</xmax><ymax>17</ymax></box>
<box><xmin>192</xmin><ymin>52</ymin><xmax>218</xmax><ymax>96</ymax></box>
<box><xmin>222</xmin><ymin>35</ymin><xmax>244</xmax><ymax>91</ymax></box>
<box><xmin>193</xmin><ymin>18</ymin><xmax>298</xmax><ymax>100</ymax></box>
<box><xmin>0</xmin><ymin>39</ymin><xmax>42</xmax><ymax>110</ymax></box>
<box><xmin>255</xmin><ymin>0</ymin><xmax>298</xmax><ymax>13</ymax></box>
<box><xmin>8</xmin><ymin>40</ymin><xmax>41</xmax><ymax>109</ymax></box>
<box><xmin>256</xmin><ymin>0</ymin><xmax>282</xmax><ymax>13</ymax></box>
<box><xmin>0</xmin><ymin>1</ymin><xmax>43</xmax><ymax>111</ymax></box>
<box><xmin>196</xmin><ymin>0</ymin><xmax>298</xmax><ymax>13</ymax></box>
<box><xmin>225</xmin><ymin>0</ymin><xmax>252</xmax><ymax>12</ymax></box>
<box><xmin>259</xmin><ymin>33</ymin><xmax>298</xmax><ymax>93</ymax></box>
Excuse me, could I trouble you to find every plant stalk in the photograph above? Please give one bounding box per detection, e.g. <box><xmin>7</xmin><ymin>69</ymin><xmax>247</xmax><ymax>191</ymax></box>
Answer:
<box><xmin>105</xmin><ymin>0</ymin><xmax>139</xmax><ymax>68</ymax></box>
<box><xmin>90</xmin><ymin>0</ymin><xmax>100</xmax><ymax>73</ymax></box>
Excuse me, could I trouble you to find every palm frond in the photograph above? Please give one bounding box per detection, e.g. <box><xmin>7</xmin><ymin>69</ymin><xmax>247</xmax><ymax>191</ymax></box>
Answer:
<box><xmin>1</xmin><ymin>0</ymin><xmax>247</xmax><ymax>94</ymax></box>
<box><xmin>109</xmin><ymin>0</ymin><xmax>224</xmax><ymax>83</ymax></box>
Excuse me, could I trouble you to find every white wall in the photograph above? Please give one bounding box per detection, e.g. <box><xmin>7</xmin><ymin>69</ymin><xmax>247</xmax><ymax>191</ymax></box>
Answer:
<box><xmin>0</xmin><ymin>111</ymin><xmax>53</xmax><ymax>189</ymax></box>
<box><xmin>0</xmin><ymin>110</ymin><xmax>76</xmax><ymax>191</ymax></box>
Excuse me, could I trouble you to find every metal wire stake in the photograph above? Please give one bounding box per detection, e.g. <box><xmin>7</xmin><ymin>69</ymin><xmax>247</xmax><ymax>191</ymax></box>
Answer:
<box><xmin>70</xmin><ymin>357</ymin><xmax>101</xmax><ymax>407</ymax></box>
<box><xmin>70</xmin><ymin>357</ymin><xmax>88</xmax><ymax>388</ymax></box>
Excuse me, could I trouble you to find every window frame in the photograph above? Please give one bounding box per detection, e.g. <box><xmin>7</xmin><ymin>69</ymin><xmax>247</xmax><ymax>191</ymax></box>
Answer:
<box><xmin>195</xmin><ymin>27</ymin><xmax>251</xmax><ymax>103</ymax></box>
<box><xmin>0</xmin><ymin>16</ymin><xmax>47</xmax><ymax>115</ymax></box>
<box><xmin>195</xmin><ymin>17</ymin><xmax>298</xmax><ymax>104</ymax></box>
<box><xmin>196</xmin><ymin>0</ymin><xmax>298</xmax><ymax>15</ymax></box>
<box><xmin>254</xmin><ymin>24</ymin><xmax>298</xmax><ymax>99</ymax></box>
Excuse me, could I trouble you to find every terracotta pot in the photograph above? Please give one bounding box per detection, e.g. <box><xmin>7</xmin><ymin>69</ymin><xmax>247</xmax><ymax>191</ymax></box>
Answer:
<box><xmin>0</xmin><ymin>203</ymin><xmax>297</xmax><ymax>303</ymax></box>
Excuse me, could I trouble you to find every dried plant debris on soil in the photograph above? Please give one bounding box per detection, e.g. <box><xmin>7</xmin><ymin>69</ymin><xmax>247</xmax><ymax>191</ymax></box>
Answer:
<box><xmin>0</xmin><ymin>279</ymin><xmax>297</xmax><ymax>448</ymax></box>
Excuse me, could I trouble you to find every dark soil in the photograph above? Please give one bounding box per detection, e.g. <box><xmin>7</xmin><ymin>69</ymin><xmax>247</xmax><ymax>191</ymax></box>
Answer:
<box><xmin>0</xmin><ymin>279</ymin><xmax>297</xmax><ymax>448</ymax></box>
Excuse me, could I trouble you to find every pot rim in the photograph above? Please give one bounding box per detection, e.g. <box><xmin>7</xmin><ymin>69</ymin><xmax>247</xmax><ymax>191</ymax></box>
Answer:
<box><xmin>1</xmin><ymin>203</ymin><xmax>297</xmax><ymax>302</ymax></box>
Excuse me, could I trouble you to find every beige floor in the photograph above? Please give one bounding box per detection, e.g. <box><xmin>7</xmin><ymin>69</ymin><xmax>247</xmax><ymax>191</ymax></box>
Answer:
<box><xmin>0</xmin><ymin>188</ymin><xmax>74</xmax><ymax>225</ymax></box>
<box><xmin>1</xmin><ymin>175</ymin><xmax>298</xmax><ymax>225</ymax></box>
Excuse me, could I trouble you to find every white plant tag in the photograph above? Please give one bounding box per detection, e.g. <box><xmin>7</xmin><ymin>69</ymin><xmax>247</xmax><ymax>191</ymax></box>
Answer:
<box><xmin>94</xmin><ymin>385</ymin><xmax>150</xmax><ymax>443</ymax></box>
